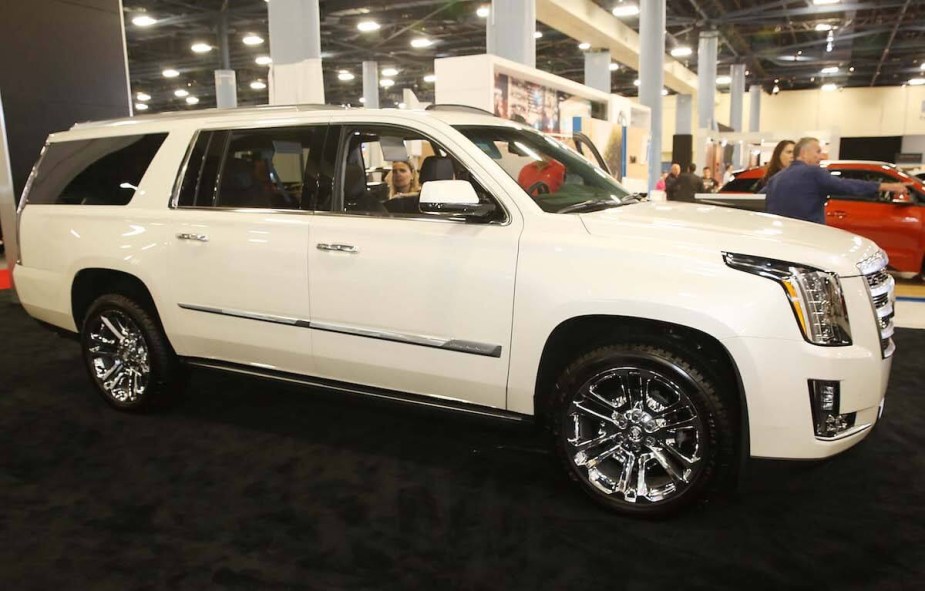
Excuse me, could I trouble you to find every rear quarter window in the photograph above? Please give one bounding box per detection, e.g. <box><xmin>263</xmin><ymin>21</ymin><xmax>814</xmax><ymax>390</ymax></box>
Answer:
<box><xmin>26</xmin><ymin>133</ymin><xmax>167</xmax><ymax>205</ymax></box>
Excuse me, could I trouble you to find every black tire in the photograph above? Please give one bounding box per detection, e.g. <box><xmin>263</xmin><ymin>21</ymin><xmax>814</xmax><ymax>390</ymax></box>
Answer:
<box><xmin>551</xmin><ymin>343</ymin><xmax>735</xmax><ymax>517</ymax></box>
<box><xmin>80</xmin><ymin>294</ymin><xmax>185</xmax><ymax>412</ymax></box>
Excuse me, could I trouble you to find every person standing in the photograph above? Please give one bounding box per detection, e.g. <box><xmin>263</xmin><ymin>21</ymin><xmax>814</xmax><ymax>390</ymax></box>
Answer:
<box><xmin>757</xmin><ymin>140</ymin><xmax>794</xmax><ymax>191</ymax></box>
<box><xmin>722</xmin><ymin>163</ymin><xmax>735</xmax><ymax>186</ymax></box>
<box><xmin>702</xmin><ymin>167</ymin><xmax>718</xmax><ymax>192</ymax></box>
<box><xmin>671</xmin><ymin>163</ymin><xmax>705</xmax><ymax>202</ymax></box>
<box><xmin>664</xmin><ymin>163</ymin><xmax>681</xmax><ymax>200</ymax></box>
<box><xmin>764</xmin><ymin>137</ymin><xmax>909</xmax><ymax>224</ymax></box>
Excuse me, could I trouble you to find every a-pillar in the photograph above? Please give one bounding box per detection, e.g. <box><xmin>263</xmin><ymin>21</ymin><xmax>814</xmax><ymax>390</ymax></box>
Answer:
<box><xmin>749</xmin><ymin>85</ymin><xmax>761</xmax><ymax>132</ymax></box>
<box><xmin>697</xmin><ymin>30</ymin><xmax>718</xmax><ymax>131</ymax></box>
<box><xmin>639</xmin><ymin>0</ymin><xmax>665</xmax><ymax>190</ymax></box>
<box><xmin>584</xmin><ymin>50</ymin><xmax>611</xmax><ymax>94</ymax></box>
<box><xmin>362</xmin><ymin>61</ymin><xmax>379</xmax><ymax>109</ymax></box>
<box><xmin>268</xmin><ymin>0</ymin><xmax>324</xmax><ymax>105</ymax></box>
<box><xmin>487</xmin><ymin>0</ymin><xmax>535</xmax><ymax>68</ymax></box>
<box><xmin>730</xmin><ymin>64</ymin><xmax>745</xmax><ymax>165</ymax></box>
<box><xmin>214</xmin><ymin>8</ymin><xmax>236</xmax><ymax>109</ymax></box>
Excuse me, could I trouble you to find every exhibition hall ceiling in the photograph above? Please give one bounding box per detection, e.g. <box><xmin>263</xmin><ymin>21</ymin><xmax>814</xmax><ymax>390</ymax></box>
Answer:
<box><xmin>123</xmin><ymin>0</ymin><xmax>925</xmax><ymax>112</ymax></box>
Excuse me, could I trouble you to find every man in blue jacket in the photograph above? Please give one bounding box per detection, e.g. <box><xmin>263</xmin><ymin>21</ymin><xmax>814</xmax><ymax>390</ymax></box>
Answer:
<box><xmin>764</xmin><ymin>137</ymin><xmax>909</xmax><ymax>224</ymax></box>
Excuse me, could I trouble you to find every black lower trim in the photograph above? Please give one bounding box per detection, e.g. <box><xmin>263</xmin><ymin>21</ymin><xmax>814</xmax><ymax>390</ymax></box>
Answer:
<box><xmin>182</xmin><ymin>357</ymin><xmax>528</xmax><ymax>423</ymax></box>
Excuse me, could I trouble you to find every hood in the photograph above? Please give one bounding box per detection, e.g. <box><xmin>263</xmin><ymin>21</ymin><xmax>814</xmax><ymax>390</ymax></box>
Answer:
<box><xmin>580</xmin><ymin>202</ymin><xmax>881</xmax><ymax>277</ymax></box>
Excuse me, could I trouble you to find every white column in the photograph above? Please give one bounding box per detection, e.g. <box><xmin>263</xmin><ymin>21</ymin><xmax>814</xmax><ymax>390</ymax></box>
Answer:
<box><xmin>584</xmin><ymin>50</ymin><xmax>611</xmax><ymax>94</ymax></box>
<box><xmin>0</xmin><ymin>90</ymin><xmax>19</xmax><ymax>269</ymax></box>
<box><xmin>676</xmin><ymin>94</ymin><xmax>692</xmax><ymax>135</ymax></box>
<box><xmin>749</xmin><ymin>85</ymin><xmax>761</xmax><ymax>132</ymax></box>
<box><xmin>362</xmin><ymin>61</ymin><xmax>379</xmax><ymax>109</ymax></box>
<box><xmin>488</xmin><ymin>0</ymin><xmax>536</xmax><ymax>68</ymax></box>
<box><xmin>730</xmin><ymin>64</ymin><xmax>746</xmax><ymax>165</ymax></box>
<box><xmin>639</xmin><ymin>0</ymin><xmax>665</xmax><ymax>190</ymax></box>
<box><xmin>697</xmin><ymin>30</ymin><xmax>718</xmax><ymax>131</ymax></box>
<box><xmin>214</xmin><ymin>9</ymin><xmax>236</xmax><ymax>108</ymax></box>
<box><xmin>268</xmin><ymin>0</ymin><xmax>324</xmax><ymax>105</ymax></box>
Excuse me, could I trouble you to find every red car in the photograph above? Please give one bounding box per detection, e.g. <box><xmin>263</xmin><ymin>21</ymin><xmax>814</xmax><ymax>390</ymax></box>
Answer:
<box><xmin>719</xmin><ymin>161</ymin><xmax>925</xmax><ymax>275</ymax></box>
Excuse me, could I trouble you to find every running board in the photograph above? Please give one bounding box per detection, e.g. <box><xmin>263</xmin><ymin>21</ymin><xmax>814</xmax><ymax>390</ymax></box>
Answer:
<box><xmin>183</xmin><ymin>358</ymin><xmax>528</xmax><ymax>424</ymax></box>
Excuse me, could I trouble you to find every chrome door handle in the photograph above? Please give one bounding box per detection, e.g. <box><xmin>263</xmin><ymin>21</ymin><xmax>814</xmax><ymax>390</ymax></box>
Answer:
<box><xmin>317</xmin><ymin>243</ymin><xmax>358</xmax><ymax>253</ymax></box>
<box><xmin>176</xmin><ymin>233</ymin><xmax>209</xmax><ymax>242</ymax></box>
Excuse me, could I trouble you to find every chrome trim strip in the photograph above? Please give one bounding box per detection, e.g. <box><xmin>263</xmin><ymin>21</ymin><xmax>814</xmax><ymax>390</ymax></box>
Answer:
<box><xmin>178</xmin><ymin>305</ymin><xmax>502</xmax><ymax>357</ymax></box>
<box><xmin>813</xmin><ymin>421</ymin><xmax>873</xmax><ymax>442</ymax></box>
<box><xmin>184</xmin><ymin>358</ymin><xmax>525</xmax><ymax>422</ymax></box>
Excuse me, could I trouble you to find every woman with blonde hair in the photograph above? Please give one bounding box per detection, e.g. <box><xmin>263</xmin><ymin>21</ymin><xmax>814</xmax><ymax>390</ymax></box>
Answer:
<box><xmin>388</xmin><ymin>159</ymin><xmax>421</xmax><ymax>198</ymax></box>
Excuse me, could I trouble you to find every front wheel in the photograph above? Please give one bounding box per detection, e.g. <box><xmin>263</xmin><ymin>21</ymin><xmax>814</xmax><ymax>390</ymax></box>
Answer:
<box><xmin>551</xmin><ymin>343</ymin><xmax>735</xmax><ymax>517</ymax></box>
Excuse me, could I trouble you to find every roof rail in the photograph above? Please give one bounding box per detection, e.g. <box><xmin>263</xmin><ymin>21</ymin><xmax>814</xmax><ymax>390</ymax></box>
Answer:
<box><xmin>70</xmin><ymin>103</ymin><xmax>341</xmax><ymax>129</ymax></box>
<box><xmin>425</xmin><ymin>104</ymin><xmax>495</xmax><ymax>116</ymax></box>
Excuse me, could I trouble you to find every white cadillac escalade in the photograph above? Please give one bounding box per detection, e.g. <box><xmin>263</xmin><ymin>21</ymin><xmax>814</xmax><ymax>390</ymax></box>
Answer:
<box><xmin>12</xmin><ymin>105</ymin><xmax>894</xmax><ymax>516</ymax></box>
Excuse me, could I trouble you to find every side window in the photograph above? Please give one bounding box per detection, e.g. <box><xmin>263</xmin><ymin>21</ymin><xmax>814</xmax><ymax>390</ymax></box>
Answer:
<box><xmin>336</xmin><ymin>125</ymin><xmax>497</xmax><ymax>219</ymax></box>
<box><xmin>177</xmin><ymin>126</ymin><xmax>324</xmax><ymax>209</ymax></box>
<box><xmin>828</xmin><ymin>169</ymin><xmax>888</xmax><ymax>202</ymax></box>
<box><xmin>719</xmin><ymin>176</ymin><xmax>761</xmax><ymax>193</ymax></box>
<box><xmin>27</xmin><ymin>133</ymin><xmax>166</xmax><ymax>205</ymax></box>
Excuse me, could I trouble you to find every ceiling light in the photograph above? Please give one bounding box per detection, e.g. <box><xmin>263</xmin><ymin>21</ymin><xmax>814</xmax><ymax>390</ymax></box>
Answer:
<box><xmin>813</xmin><ymin>0</ymin><xmax>840</xmax><ymax>5</ymax></box>
<box><xmin>136</xmin><ymin>92</ymin><xmax>151</xmax><ymax>102</ymax></box>
<box><xmin>174</xmin><ymin>89</ymin><xmax>189</xmax><ymax>98</ymax></box>
<box><xmin>772</xmin><ymin>84</ymin><xmax>780</xmax><ymax>94</ymax></box>
<box><xmin>534</xmin><ymin>31</ymin><xmax>543</xmax><ymax>39</ymax></box>
<box><xmin>909</xmin><ymin>78</ymin><xmax>925</xmax><ymax>86</ymax></box>
<box><xmin>612</xmin><ymin>3</ymin><xmax>640</xmax><ymax>17</ymax></box>
<box><xmin>821</xmin><ymin>66</ymin><xmax>839</xmax><ymax>74</ymax></box>
<box><xmin>162</xmin><ymin>68</ymin><xmax>180</xmax><ymax>78</ymax></box>
<box><xmin>338</xmin><ymin>71</ymin><xmax>355</xmax><ymax>81</ymax></box>
<box><xmin>191</xmin><ymin>43</ymin><xmax>212</xmax><ymax>54</ymax></box>
<box><xmin>186</xmin><ymin>96</ymin><xmax>199</xmax><ymax>105</ymax></box>
<box><xmin>243</xmin><ymin>34</ymin><xmax>264</xmax><ymax>46</ymax></box>
<box><xmin>920</xmin><ymin>63</ymin><xmax>925</xmax><ymax>71</ymax></box>
<box><xmin>423</xmin><ymin>74</ymin><xmax>437</xmax><ymax>83</ymax></box>
<box><xmin>633</xmin><ymin>79</ymin><xmax>640</xmax><ymax>86</ymax></box>
<box><xmin>255</xmin><ymin>56</ymin><xmax>272</xmax><ymax>66</ymax></box>
<box><xmin>821</xmin><ymin>83</ymin><xmax>838</xmax><ymax>91</ymax></box>
<box><xmin>357</xmin><ymin>20</ymin><xmax>380</xmax><ymax>32</ymax></box>
<box><xmin>477</xmin><ymin>6</ymin><xmax>490</xmax><ymax>18</ymax></box>
<box><xmin>380</xmin><ymin>78</ymin><xmax>395</xmax><ymax>88</ymax></box>
<box><xmin>359</xmin><ymin>97</ymin><xmax>365</xmax><ymax>103</ymax></box>
<box><xmin>815</xmin><ymin>23</ymin><xmax>834</xmax><ymax>32</ymax></box>
<box><xmin>382</xmin><ymin>67</ymin><xmax>399</xmax><ymax>77</ymax></box>
<box><xmin>398</xmin><ymin>102</ymin><xmax>407</xmax><ymax>109</ymax></box>
<box><xmin>716</xmin><ymin>75</ymin><xmax>732</xmax><ymax>85</ymax></box>
<box><xmin>609</xmin><ymin>63</ymin><xmax>619</xmax><ymax>71</ymax></box>
<box><xmin>250</xmin><ymin>80</ymin><xmax>267</xmax><ymax>90</ymax></box>
<box><xmin>410</xmin><ymin>38</ymin><xmax>433</xmax><ymax>48</ymax></box>
<box><xmin>134</xmin><ymin>103</ymin><xmax>149</xmax><ymax>111</ymax></box>
<box><xmin>661</xmin><ymin>88</ymin><xmax>668</xmax><ymax>96</ymax></box>
<box><xmin>578</xmin><ymin>42</ymin><xmax>591</xmax><ymax>50</ymax></box>
<box><xmin>132</xmin><ymin>15</ymin><xmax>157</xmax><ymax>27</ymax></box>
<box><xmin>849</xmin><ymin>66</ymin><xmax>855</xmax><ymax>72</ymax></box>
<box><xmin>670</xmin><ymin>46</ymin><xmax>693</xmax><ymax>58</ymax></box>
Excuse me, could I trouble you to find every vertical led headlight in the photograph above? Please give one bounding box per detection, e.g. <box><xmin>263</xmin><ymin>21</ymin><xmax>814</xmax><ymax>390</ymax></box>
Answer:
<box><xmin>723</xmin><ymin>253</ymin><xmax>852</xmax><ymax>346</ymax></box>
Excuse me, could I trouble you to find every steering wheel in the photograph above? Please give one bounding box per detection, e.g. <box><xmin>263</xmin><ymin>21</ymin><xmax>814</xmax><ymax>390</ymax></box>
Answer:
<box><xmin>526</xmin><ymin>181</ymin><xmax>551</xmax><ymax>197</ymax></box>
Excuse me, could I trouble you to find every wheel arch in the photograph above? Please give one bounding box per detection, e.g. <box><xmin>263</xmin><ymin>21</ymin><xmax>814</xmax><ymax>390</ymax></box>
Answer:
<box><xmin>72</xmin><ymin>268</ymin><xmax>165</xmax><ymax>336</ymax></box>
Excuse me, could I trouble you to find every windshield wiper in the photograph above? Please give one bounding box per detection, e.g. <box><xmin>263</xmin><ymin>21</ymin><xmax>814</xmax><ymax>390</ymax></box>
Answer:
<box><xmin>558</xmin><ymin>199</ymin><xmax>626</xmax><ymax>214</ymax></box>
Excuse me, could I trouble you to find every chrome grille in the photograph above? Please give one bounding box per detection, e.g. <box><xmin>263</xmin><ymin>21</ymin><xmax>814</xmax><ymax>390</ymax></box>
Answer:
<box><xmin>864</xmin><ymin>269</ymin><xmax>895</xmax><ymax>358</ymax></box>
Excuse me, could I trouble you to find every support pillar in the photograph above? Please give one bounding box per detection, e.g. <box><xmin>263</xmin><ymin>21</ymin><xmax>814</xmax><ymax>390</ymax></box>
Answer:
<box><xmin>488</xmin><ymin>0</ymin><xmax>536</xmax><ymax>68</ymax></box>
<box><xmin>749</xmin><ymin>85</ymin><xmax>761</xmax><ymax>132</ymax></box>
<box><xmin>639</xmin><ymin>0</ymin><xmax>665</xmax><ymax>190</ymax></box>
<box><xmin>268</xmin><ymin>0</ymin><xmax>324</xmax><ymax>105</ymax></box>
<box><xmin>362</xmin><ymin>61</ymin><xmax>379</xmax><ymax>109</ymax></box>
<box><xmin>675</xmin><ymin>94</ymin><xmax>692</xmax><ymax>135</ymax></box>
<box><xmin>730</xmin><ymin>64</ymin><xmax>745</xmax><ymax>164</ymax></box>
<box><xmin>697</xmin><ymin>30</ymin><xmax>718</xmax><ymax>131</ymax></box>
<box><xmin>584</xmin><ymin>50</ymin><xmax>611</xmax><ymax>94</ymax></box>
<box><xmin>214</xmin><ymin>9</ymin><xmax>237</xmax><ymax>108</ymax></box>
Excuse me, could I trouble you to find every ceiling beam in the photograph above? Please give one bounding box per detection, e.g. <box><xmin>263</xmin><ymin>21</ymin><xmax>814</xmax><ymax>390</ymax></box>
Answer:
<box><xmin>536</xmin><ymin>0</ymin><xmax>699</xmax><ymax>95</ymax></box>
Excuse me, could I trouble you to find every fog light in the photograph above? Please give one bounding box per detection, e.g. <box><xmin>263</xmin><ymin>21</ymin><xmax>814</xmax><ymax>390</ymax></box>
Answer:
<box><xmin>809</xmin><ymin>380</ymin><xmax>856</xmax><ymax>438</ymax></box>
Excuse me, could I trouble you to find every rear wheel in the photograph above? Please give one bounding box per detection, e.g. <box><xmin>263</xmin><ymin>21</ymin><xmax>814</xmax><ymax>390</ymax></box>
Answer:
<box><xmin>81</xmin><ymin>294</ymin><xmax>184</xmax><ymax>411</ymax></box>
<box><xmin>551</xmin><ymin>343</ymin><xmax>735</xmax><ymax>517</ymax></box>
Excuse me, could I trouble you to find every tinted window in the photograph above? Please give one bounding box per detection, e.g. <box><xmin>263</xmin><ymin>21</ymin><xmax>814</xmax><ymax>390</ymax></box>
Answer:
<box><xmin>177</xmin><ymin>131</ymin><xmax>229</xmax><ymax>207</ymax></box>
<box><xmin>827</xmin><ymin>168</ymin><xmax>889</xmax><ymax>202</ymax></box>
<box><xmin>27</xmin><ymin>134</ymin><xmax>166</xmax><ymax>205</ymax></box>
<box><xmin>719</xmin><ymin>176</ymin><xmax>761</xmax><ymax>193</ymax></box>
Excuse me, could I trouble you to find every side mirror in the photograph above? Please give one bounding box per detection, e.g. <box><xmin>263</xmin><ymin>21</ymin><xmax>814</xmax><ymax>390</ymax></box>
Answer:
<box><xmin>419</xmin><ymin>180</ymin><xmax>496</xmax><ymax>220</ymax></box>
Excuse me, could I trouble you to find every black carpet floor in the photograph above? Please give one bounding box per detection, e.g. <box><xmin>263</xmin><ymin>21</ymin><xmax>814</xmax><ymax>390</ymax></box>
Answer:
<box><xmin>1</xmin><ymin>289</ymin><xmax>923</xmax><ymax>590</ymax></box>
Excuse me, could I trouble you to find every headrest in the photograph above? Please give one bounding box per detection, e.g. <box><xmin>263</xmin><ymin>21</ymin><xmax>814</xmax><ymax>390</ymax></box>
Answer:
<box><xmin>420</xmin><ymin>156</ymin><xmax>455</xmax><ymax>183</ymax></box>
<box><xmin>343</xmin><ymin>163</ymin><xmax>367</xmax><ymax>199</ymax></box>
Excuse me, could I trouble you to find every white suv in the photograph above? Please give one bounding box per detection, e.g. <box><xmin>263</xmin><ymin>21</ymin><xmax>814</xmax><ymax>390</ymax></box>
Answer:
<box><xmin>12</xmin><ymin>105</ymin><xmax>895</xmax><ymax>516</ymax></box>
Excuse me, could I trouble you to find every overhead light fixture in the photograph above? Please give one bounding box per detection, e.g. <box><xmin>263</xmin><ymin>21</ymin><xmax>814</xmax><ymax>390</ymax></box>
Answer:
<box><xmin>162</xmin><ymin>68</ymin><xmax>180</xmax><ymax>78</ymax></box>
<box><xmin>477</xmin><ymin>6</ymin><xmax>490</xmax><ymax>18</ymax></box>
<box><xmin>716</xmin><ymin>75</ymin><xmax>732</xmax><ymax>85</ymax></box>
<box><xmin>821</xmin><ymin>83</ymin><xmax>838</xmax><ymax>91</ymax></box>
<box><xmin>357</xmin><ymin>20</ymin><xmax>380</xmax><ymax>32</ymax></box>
<box><xmin>821</xmin><ymin>66</ymin><xmax>839</xmax><ymax>74</ymax></box>
<box><xmin>609</xmin><ymin>63</ymin><xmax>619</xmax><ymax>71</ymax></box>
<box><xmin>849</xmin><ymin>66</ymin><xmax>855</xmax><ymax>72</ymax></box>
<box><xmin>134</xmin><ymin>103</ymin><xmax>149</xmax><ymax>111</ymax></box>
<box><xmin>186</xmin><ymin>96</ymin><xmax>199</xmax><ymax>105</ymax></box>
<box><xmin>136</xmin><ymin>92</ymin><xmax>151</xmax><ymax>102</ymax></box>
<box><xmin>191</xmin><ymin>42</ymin><xmax>213</xmax><ymax>54</ymax></box>
<box><xmin>772</xmin><ymin>84</ymin><xmax>780</xmax><ymax>94</ymax></box>
<box><xmin>380</xmin><ymin>79</ymin><xmax>395</xmax><ymax>88</ymax></box>
<box><xmin>132</xmin><ymin>15</ymin><xmax>157</xmax><ymax>27</ymax></box>
<box><xmin>670</xmin><ymin>46</ymin><xmax>693</xmax><ymax>58</ymax></box>
<box><xmin>612</xmin><ymin>2</ymin><xmax>640</xmax><ymax>17</ymax></box>
<box><xmin>815</xmin><ymin>23</ymin><xmax>834</xmax><ymax>32</ymax></box>
<box><xmin>813</xmin><ymin>0</ymin><xmax>840</xmax><ymax>5</ymax></box>
<box><xmin>534</xmin><ymin>31</ymin><xmax>543</xmax><ymax>39</ymax></box>
<box><xmin>381</xmin><ymin>67</ymin><xmax>399</xmax><ymax>77</ymax></box>
<box><xmin>250</xmin><ymin>80</ymin><xmax>267</xmax><ymax>90</ymax></box>
<box><xmin>410</xmin><ymin>38</ymin><xmax>433</xmax><ymax>48</ymax></box>
<box><xmin>423</xmin><ymin>74</ymin><xmax>437</xmax><ymax>83</ymax></box>
<box><xmin>359</xmin><ymin>97</ymin><xmax>365</xmax><ymax>103</ymax></box>
<box><xmin>243</xmin><ymin>34</ymin><xmax>264</xmax><ymax>46</ymax></box>
<box><xmin>661</xmin><ymin>88</ymin><xmax>668</xmax><ymax>96</ymax></box>
<box><xmin>909</xmin><ymin>78</ymin><xmax>925</xmax><ymax>86</ymax></box>
<box><xmin>578</xmin><ymin>42</ymin><xmax>591</xmax><ymax>50</ymax></box>
<box><xmin>255</xmin><ymin>56</ymin><xmax>272</xmax><ymax>66</ymax></box>
<box><xmin>633</xmin><ymin>79</ymin><xmax>640</xmax><ymax>86</ymax></box>
<box><xmin>338</xmin><ymin>71</ymin><xmax>355</xmax><ymax>81</ymax></box>
<box><xmin>174</xmin><ymin>89</ymin><xmax>189</xmax><ymax>98</ymax></box>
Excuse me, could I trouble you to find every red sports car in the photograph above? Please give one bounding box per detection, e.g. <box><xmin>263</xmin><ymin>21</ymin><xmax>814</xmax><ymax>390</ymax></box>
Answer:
<box><xmin>719</xmin><ymin>161</ymin><xmax>925</xmax><ymax>275</ymax></box>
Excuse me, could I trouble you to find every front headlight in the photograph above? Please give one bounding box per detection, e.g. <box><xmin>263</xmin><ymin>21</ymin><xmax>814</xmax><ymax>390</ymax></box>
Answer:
<box><xmin>723</xmin><ymin>253</ymin><xmax>852</xmax><ymax>346</ymax></box>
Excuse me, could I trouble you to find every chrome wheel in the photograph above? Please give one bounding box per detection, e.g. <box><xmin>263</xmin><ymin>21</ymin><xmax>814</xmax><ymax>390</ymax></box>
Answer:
<box><xmin>86</xmin><ymin>310</ymin><xmax>151</xmax><ymax>404</ymax></box>
<box><xmin>563</xmin><ymin>366</ymin><xmax>706</xmax><ymax>505</ymax></box>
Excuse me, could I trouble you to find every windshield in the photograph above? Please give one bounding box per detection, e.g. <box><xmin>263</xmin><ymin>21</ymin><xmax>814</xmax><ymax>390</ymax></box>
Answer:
<box><xmin>454</xmin><ymin>125</ymin><xmax>632</xmax><ymax>213</ymax></box>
